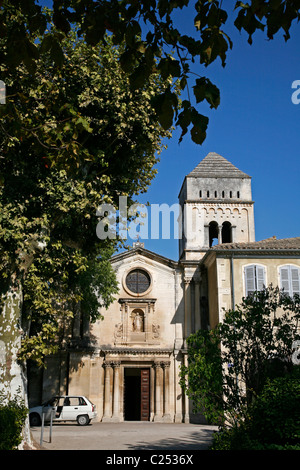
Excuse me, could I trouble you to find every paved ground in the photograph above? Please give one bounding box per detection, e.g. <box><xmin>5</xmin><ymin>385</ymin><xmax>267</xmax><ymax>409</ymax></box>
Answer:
<box><xmin>30</xmin><ymin>421</ymin><xmax>218</xmax><ymax>451</ymax></box>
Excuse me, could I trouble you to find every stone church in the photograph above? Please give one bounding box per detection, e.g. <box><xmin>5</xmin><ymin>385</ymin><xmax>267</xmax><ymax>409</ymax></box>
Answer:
<box><xmin>29</xmin><ymin>152</ymin><xmax>300</xmax><ymax>423</ymax></box>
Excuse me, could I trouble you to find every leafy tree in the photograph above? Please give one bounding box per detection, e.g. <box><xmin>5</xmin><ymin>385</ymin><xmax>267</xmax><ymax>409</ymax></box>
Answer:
<box><xmin>0</xmin><ymin>390</ymin><xmax>28</xmax><ymax>450</ymax></box>
<box><xmin>1</xmin><ymin>1</ymin><xmax>300</xmax><ymax>145</ymax></box>
<box><xmin>179</xmin><ymin>328</ymin><xmax>224</xmax><ymax>425</ymax></box>
<box><xmin>180</xmin><ymin>286</ymin><xmax>300</xmax><ymax>426</ymax></box>
<box><xmin>210</xmin><ymin>376</ymin><xmax>300</xmax><ymax>450</ymax></box>
<box><xmin>0</xmin><ymin>22</ymin><xmax>172</xmax><ymax>406</ymax></box>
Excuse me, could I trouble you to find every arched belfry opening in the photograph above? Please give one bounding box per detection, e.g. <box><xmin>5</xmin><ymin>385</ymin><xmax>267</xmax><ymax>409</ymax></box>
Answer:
<box><xmin>222</xmin><ymin>221</ymin><xmax>232</xmax><ymax>243</ymax></box>
<box><xmin>209</xmin><ymin>221</ymin><xmax>219</xmax><ymax>247</ymax></box>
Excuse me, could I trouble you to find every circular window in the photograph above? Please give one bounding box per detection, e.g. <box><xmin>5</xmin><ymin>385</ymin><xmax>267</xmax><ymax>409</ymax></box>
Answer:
<box><xmin>125</xmin><ymin>269</ymin><xmax>151</xmax><ymax>294</ymax></box>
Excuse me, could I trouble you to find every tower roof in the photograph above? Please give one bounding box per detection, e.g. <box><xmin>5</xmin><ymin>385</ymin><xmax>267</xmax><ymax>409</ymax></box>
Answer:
<box><xmin>188</xmin><ymin>152</ymin><xmax>251</xmax><ymax>179</ymax></box>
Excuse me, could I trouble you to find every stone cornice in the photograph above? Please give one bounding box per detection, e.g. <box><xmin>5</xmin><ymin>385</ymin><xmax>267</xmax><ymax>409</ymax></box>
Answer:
<box><xmin>118</xmin><ymin>298</ymin><xmax>157</xmax><ymax>304</ymax></box>
<box><xmin>102</xmin><ymin>348</ymin><xmax>173</xmax><ymax>356</ymax></box>
<box><xmin>111</xmin><ymin>246</ymin><xmax>178</xmax><ymax>269</ymax></box>
<box><xmin>184</xmin><ymin>200</ymin><xmax>254</xmax><ymax>206</ymax></box>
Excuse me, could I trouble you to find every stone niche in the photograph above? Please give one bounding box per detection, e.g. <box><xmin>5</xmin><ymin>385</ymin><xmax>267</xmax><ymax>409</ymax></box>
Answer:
<box><xmin>114</xmin><ymin>298</ymin><xmax>160</xmax><ymax>346</ymax></box>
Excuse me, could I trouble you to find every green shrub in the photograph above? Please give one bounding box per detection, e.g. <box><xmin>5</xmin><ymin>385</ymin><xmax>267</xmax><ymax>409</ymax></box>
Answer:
<box><xmin>247</xmin><ymin>377</ymin><xmax>300</xmax><ymax>447</ymax></box>
<box><xmin>211</xmin><ymin>377</ymin><xmax>300</xmax><ymax>450</ymax></box>
<box><xmin>0</xmin><ymin>395</ymin><xmax>28</xmax><ymax>450</ymax></box>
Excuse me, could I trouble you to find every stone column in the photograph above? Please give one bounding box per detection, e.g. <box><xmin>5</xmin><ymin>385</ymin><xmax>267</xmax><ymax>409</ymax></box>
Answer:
<box><xmin>218</xmin><ymin>224</ymin><xmax>222</xmax><ymax>244</ymax></box>
<box><xmin>204</xmin><ymin>224</ymin><xmax>209</xmax><ymax>247</ymax></box>
<box><xmin>153</xmin><ymin>362</ymin><xmax>163</xmax><ymax>422</ymax></box>
<box><xmin>194</xmin><ymin>275</ymin><xmax>201</xmax><ymax>331</ymax></box>
<box><xmin>184</xmin><ymin>277</ymin><xmax>192</xmax><ymax>344</ymax></box>
<box><xmin>174</xmin><ymin>355</ymin><xmax>183</xmax><ymax>423</ymax></box>
<box><xmin>150</xmin><ymin>365</ymin><xmax>155</xmax><ymax>421</ymax></box>
<box><xmin>112</xmin><ymin>361</ymin><xmax>121</xmax><ymax>422</ymax></box>
<box><xmin>162</xmin><ymin>361</ymin><xmax>171</xmax><ymax>422</ymax></box>
<box><xmin>102</xmin><ymin>361</ymin><xmax>112</xmax><ymax>421</ymax></box>
<box><xmin>183</xmin><ymin>353</ymin><xmax>190</xmax><ymax>423</ymax></box>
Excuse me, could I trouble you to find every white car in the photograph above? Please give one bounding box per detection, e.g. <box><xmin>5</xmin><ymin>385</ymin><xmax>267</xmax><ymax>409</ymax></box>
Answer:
<box><xmin>29</xmin><ymin>395</ymin><xmax>97</xmax><ymax>426</ymax></box>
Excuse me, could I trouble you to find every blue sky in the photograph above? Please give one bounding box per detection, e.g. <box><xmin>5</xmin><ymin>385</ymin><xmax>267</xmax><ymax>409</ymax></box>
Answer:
<box><xmin>40</xmin><ymin>1</ymin><xmax>300</xmax><ymax>261</ymax></box>
<box><xmin>133</xmin><ymin>5</ymin><xmax>300</xmax><ymax>260</ymax></box>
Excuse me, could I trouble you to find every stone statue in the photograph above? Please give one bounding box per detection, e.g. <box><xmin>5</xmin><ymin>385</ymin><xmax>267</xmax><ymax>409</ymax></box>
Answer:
<box><xmin>133</xmin><ymin>312</ymin><xmax>143</xmax><ymax>332</ymax></box>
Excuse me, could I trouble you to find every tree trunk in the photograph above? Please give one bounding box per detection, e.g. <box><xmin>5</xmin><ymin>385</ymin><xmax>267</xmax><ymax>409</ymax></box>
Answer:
<box><xmin>0</xmin><ymin>280</ymin><xmax>32</xmax><ymax>449</ymax></box>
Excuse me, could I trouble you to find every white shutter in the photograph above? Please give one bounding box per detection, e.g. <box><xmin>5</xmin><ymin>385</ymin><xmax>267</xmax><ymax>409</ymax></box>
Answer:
<box><xmin>291</xmin><ymin>267</ymin><xmax>300</xmax><ymax>296</ymax></box>
<box><xmin>280</xmin><ymin>267</ymin><xmax>291</xmax><ymax>295</ymax></box>
<box><xmin>245</xmin><ymin>265</ymin><xmax>255</xmax><ymax>296</ymax></box>
<box><xmin>256</xmin><ymin>266</ymin><xmax>265</xmax><ymax>291</ymax></box>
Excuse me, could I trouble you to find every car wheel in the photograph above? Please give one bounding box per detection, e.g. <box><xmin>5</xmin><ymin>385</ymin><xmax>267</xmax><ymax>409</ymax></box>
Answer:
<box><xmin>30</xmin><ymin>413</ymin><xmax>41</xmax><ymax>427</ymax></box>
<box><xmin>77</xmin><ymin>414</ymin><xmax>89</xmax><ymax>426</ymax></box>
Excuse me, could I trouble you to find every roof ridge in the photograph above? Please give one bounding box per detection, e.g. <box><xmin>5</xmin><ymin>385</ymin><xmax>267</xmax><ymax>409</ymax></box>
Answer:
<box><xmin>211</xmin><ymin>236</ymin><xmax>300</xmax><ymax>251</ymax></box>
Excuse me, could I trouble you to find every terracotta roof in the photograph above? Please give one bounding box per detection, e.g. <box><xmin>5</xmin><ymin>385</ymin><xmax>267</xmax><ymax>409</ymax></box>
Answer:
<box><xmin>188</xmin><ymin>152</ymin><xmax>250</xmax><ymax>179</ymax></box>
<box><xmin>211</xmin><ymin>237</ymin><xmax>300</xmax><ymax>252</ymax></box>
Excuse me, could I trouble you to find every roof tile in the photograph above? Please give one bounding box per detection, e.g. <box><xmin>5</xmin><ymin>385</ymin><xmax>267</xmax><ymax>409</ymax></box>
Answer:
<box><xmin>189</xmin><ymin>152</ymin><xmax>250</xmax><ymax>179</ymax></box>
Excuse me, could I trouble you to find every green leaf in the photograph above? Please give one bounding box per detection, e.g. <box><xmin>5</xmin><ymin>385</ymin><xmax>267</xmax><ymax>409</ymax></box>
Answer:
<box><xmin>193</xmin><ymin>77</ymin><xmax>220</xmax><ymax>109</ymax></box>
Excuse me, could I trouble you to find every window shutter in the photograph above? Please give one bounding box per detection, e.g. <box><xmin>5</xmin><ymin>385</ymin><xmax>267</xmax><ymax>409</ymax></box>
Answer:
<box><xmin>245</xmin><ymin>265</ymin><xmax>255</xmax><ymax>296</ymax></box>
<box><xmin>291</xmin><ymin>267</ymin><xmax>300</xmax><ymax>296</ymax></box>
<box><xmin>280</xmin><ymin>267</ymin><xmax>291</xmax><ymax>295</ymax></box>
<box><xmin>256</xmin><ymin>266</ymin><xmax>265</xmax><ymax>291</ymax></box>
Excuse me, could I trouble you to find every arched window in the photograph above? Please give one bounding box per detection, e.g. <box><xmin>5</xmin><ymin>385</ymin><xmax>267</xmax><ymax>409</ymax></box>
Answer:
<box><xmin>244</xmin><ymin>265</ymin><xmax>266</xmax><ymax>297</ymax></box>
<box><xmin>209</xmin><ymin>221</ymin><xmax>219</xmax><ymax>247</ymax></box>
<box><xmin>222</xmin><ymin>221</ymin><xmax>232</xmax><ymax>243</ymax></box>
<box><xmin>222</xmin><ymin>191</ymin><xmax>225</xmax><ymax>198</ymax></box>
<box><xmin>214</xmin><ymin>191</ymin><xmax>218</xmax><ymax>198</ymax></box>
<box><xmin>279</xmin><ymin>265</ymin><xmax>300</xmax><ymax>297</ymax></box>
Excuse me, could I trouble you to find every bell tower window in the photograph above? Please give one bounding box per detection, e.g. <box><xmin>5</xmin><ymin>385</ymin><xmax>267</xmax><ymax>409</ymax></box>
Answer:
<box><xmin>209</xmin><ymin>221</ymin><xmax>219</xmax><ymax>247</ymax></box>
<box><xmin>222</xmin><ymin>221</ymin><xmax>232</xmax><ymax>243</ymax></box>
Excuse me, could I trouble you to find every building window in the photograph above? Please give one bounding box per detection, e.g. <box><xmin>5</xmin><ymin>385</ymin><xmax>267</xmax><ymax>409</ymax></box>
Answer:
<box><xmin>222</xmin><ymin>221</ymin><xmax>232</xmax><ymax>243</ymax></box>
<box><xmin>209</xmin><ymin>221</ymin><xmax>219</xmax><ymax>247</ymax></box>
<box><xmin>244</xmin><ymin>265</ymin><xmax>266</xmax><ymax>297</ymax></box>
<box><xmin>279</xmin><ymin>265</ymin><xmax>300</xmax><ymax>297</ymax></box>
<box><xmin>125</xmin><ymin>269</ymin><xmax>151</xmax><ymax>294</ymax></box>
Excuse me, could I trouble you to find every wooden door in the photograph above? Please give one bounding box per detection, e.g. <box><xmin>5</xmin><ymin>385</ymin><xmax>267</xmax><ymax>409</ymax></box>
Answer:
<box><xmin>140</xmin><ymin>369</ymin><xmax>150</xmax><ymax>421</ymax></box>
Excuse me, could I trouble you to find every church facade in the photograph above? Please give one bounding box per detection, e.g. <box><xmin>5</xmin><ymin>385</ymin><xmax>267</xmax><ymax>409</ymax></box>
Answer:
<box><xmin>28</xmin><ymin>152</ymin><xmax>300</xmax><ymax>423</ymax></box>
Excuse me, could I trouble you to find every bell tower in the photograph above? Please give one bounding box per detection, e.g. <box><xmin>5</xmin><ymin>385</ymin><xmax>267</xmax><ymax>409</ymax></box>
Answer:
<box><xmin>178</xmin><ymin>152</ymin><xmax>255</xmax><ymax>261</ymax></box>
